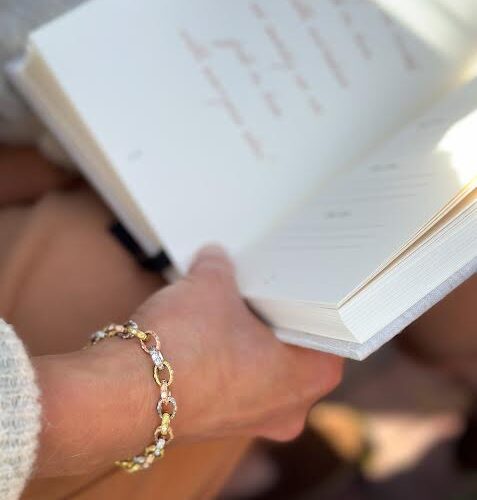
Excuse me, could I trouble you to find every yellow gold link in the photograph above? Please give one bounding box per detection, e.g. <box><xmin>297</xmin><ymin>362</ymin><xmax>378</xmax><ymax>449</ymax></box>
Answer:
<box><xmin>145</xmin><ymin>444</ymin><xmax>156</xmax><ymax>454</ymax></box>
<box><xmin>90</xmin><ymin>321</ymin><xmax>175</xmax><ymax>473</ymax></box>
<box><xmin>160</xmin><ymin>413</ymin><xmax>171</xmax><ymax>435</ymax></box>
<box><xmin>166</xmin><ymin>427</ymin><xmax>174</xmax><ymax>442</ymax></box>
<box><xmin>154</xmin><ymin>425</ymin><xmax>162</xmax><ymax>442</ymax></box>
<box><xmin>153</xmin><ymin>360</ymin><xmax>174</xmax><ymax>386</ymax></box>
<box><xmin>154</xmin><ymin>424</ymin><xmax>174</xmax><ymax>443</ymax></box>
<box><xmin>135</xmin><ymin>330</ymin><xmax>149</xmax><ymax>341</ymax></box>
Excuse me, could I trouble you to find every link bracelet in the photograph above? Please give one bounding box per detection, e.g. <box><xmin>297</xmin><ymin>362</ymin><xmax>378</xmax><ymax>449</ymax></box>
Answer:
<box><xmin>89</xmin><ymin>320</ymin><xmax>176</xmax><ymax>472</ymax></box>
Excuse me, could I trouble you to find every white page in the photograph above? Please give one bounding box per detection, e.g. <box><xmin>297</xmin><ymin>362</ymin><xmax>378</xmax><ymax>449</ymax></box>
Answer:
<box><xmin>30</xmin><ymin>0</ymin><xmax>477</xmax><ymax>272</ymax></box>
<box><xmin>239</xmin><ymin>78</ymin><xmax>477</xmax><ymax>305</ymax></box>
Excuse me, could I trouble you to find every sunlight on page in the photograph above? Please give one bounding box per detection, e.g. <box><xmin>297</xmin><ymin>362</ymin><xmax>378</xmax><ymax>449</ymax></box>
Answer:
<box><xmin>375</xmin><ymin>0</ymin><xmax>477</xmax><ymax>72</ymax></box>
<box><xmin>438</xmin><ymin>108</ymin><xmax>477</xmax><ymax>186</ymax></box>
<box><xmin>460</xmin><ymin>54</ymin><xmax>477</xmax><ymax>86</ymax></box>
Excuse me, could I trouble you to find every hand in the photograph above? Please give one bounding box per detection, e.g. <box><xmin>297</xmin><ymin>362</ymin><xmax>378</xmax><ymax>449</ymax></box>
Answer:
<box><xmin>34</xmin><ymin>245</ymin><xmax>342</xmax><ymax>476</ymax></box>
<box><xmin>133</xmin><ymin>245</ymin><xmax>343</xmax><ymax>443</ymax></box>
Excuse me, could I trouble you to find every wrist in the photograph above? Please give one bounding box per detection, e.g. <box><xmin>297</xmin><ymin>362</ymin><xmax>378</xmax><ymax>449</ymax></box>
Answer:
<box><xmin>130</xmin><ymin>311</ymin><xmax>219</xmax><ymax>443</ymax></box>
<box><xmin>33</xmin><ymin>338</ymin><xmax>158</xmax><ymax>477</ymax></box>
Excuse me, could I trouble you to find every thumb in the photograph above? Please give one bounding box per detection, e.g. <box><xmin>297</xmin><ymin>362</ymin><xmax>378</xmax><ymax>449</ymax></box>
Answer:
<box><xmin>188</xmin><ymin>244</ymin><xmax>236</xmax><ymax>283</ymax></box>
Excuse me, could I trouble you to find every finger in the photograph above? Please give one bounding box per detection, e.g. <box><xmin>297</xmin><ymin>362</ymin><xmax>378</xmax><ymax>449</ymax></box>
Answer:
<box><xmin>188</xmin><ymin>244</ymin><xmax>236</xmax><ymax>284</ymax></box>
<box><xmin>256</xmin><ymin>413</ymin><xmax>308</xmax><ymax>442</ymax></box>
<box><xmin>281</xmin><ymin>345</ymin><xmax>344</xmax><ymax>401</ymax></box>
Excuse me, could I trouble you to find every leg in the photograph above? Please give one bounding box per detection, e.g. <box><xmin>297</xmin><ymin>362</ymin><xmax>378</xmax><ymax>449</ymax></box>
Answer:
<box><xmin>0</xmin><ymin>186</ymin><xmax>251</xmax><ymax>499</ymax></box>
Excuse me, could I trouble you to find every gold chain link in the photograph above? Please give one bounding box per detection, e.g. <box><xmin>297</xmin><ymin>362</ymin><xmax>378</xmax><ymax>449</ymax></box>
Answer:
<box><xmin>89</xmin><ymin>320</ymin><xmax>176</xmax><ymax>472</ymax></box>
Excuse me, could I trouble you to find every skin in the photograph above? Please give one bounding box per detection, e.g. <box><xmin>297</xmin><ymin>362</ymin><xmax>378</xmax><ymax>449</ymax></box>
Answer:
<box><xmin>32</xmin><ymin>242</ymin><xmax>343</xmax><ymax>477</ymax></box>
<box><xmin>4</xmin><ymin>145</ymin><xmax>475</xmax><ymax>485</ymax></box>
<box><xmin>0</xmin><ymin>146</ymin><xmax>76</xmax><ymax>204</ymax></box>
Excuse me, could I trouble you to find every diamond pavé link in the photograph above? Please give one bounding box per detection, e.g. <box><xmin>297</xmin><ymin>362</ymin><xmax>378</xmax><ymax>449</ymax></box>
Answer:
<box><xmin>150</xmin><ymin>348</ymin><xmax>164</xmax><ymax>368</ymax></box>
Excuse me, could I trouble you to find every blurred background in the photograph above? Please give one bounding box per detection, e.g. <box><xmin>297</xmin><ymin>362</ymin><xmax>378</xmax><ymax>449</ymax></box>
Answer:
<box><xmin>222</xmin><ymin>310</ymin><xmax>477</xmax><ymax>500</ymax></box>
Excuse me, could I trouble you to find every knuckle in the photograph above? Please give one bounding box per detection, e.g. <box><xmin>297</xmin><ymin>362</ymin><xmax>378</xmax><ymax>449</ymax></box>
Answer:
<box><xmin>324</xmin><ymin>357</ymin><xmax>344</xmax><ymax>392</ymax></box>
<box><xmin>275</xmin><ymin>417</ymin><xmax>306</xmax><ymax>442</ymax></box>
<box><xmin>299</xmin><ymin>355</ymin><xmax>344</xmax><ymax>402</ymax></box>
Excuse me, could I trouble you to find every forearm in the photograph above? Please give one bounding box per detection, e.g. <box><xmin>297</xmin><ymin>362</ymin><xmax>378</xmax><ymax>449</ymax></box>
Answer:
<box><xmin>29</xmin><ymin>245</ymin><xmax>343</xmax><ymax>477</ymax></box>
<box><xmin>33</xmin><ymin>339</ymin><xmax>158</xmax><ymax>477</ymax></box>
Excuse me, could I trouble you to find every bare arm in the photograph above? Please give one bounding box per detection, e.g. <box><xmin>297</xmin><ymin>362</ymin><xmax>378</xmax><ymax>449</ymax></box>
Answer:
<box><xmin>33</xmin><ymin>246</ymin><xmax>343</xmax><ymax>477</ymax></box>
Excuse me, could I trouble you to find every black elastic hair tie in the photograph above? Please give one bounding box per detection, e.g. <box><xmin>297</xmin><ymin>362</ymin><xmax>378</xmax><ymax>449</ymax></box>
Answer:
<box><xmin>110</xmin><ymin>221</ymin><xmax>171</xmax><ymax>273</ymax></box>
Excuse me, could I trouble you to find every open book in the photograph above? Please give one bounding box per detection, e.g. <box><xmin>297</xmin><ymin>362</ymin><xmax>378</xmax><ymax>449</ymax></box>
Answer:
<box><xmin>10</xmin><ymin>0</ymin><xmax>477</xmax><ymax>359</ymax></box>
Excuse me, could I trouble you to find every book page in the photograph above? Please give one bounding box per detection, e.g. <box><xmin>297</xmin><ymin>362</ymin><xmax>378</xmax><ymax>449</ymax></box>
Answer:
<box><xmin>30</xmin><ymin>0</ymin><xmax>477</xmax><ymax>271</ymax></box>
<box><xmin>239</xmin><ymin>77</ymin><xmax>477</xmax><ymax>305</ymax></box>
